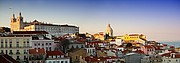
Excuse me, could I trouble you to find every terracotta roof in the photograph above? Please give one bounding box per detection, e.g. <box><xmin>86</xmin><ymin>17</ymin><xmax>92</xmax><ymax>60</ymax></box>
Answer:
<box><xmin>0</xmin><ymin>54</ymin><xmax>19</xmax><ymax>63</ymax></box>
<box><xmin>161</xmin><ymin>53</ymin><xmax>171</xmax><ymax>57</ymax></box>
<box><xmin>29</xmin><ymin>48</ymin><xmax>45</xmax><ymax>54</ymax></box>
<box><xmin>143</xmin><ymin>45</ymin><xmax>154</xmax><ymax>49</ymax></box>
<box><xmin>46</xmin><ymin>51</ymin><xmax>65</xmax><ymax>56</ymax></box>
<box><xmin>170</xmin><ymin>46</ymin><xmax>174</xmax><ymax>48</ymax></box>
<box><xmin>129</xmin><ymin>34</ymin><xmax>139</xmax><ymax>36</ymax></box>
<box><xmin>85</xmin><ymin>56</ymin><xmax>118</xmax><ymax>62</ymax></box>
<box><xmin>13</xmin><ymin>31</ymin><xmax>49</xmax><ymax>34</ymax></box>
<box><xmin>162</xmin><ymin>44</ymin><xmax>167</xmax><ymax>46</ymax></box>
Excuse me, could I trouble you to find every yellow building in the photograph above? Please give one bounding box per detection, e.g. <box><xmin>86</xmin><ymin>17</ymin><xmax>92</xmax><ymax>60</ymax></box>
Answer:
<box><xmin>0</xmin><ymin>35</ymin><xmax>32</xmax><ymax>62</ymax></box>
<box><xmin>93</xmin><ymin>32</ymin><xmax>105</xmax><ymax>40</ymax></box>
<box><xmin>123</xmin><ymin>34</ymin><xmax>146</xmax><ymax>45</ymax></box>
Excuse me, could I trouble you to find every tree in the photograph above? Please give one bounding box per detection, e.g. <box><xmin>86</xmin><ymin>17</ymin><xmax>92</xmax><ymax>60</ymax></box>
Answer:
<box><xmin>60</xmin><ymin>39</ymin><xmax>71</xmax><ymax>53</ymax></box>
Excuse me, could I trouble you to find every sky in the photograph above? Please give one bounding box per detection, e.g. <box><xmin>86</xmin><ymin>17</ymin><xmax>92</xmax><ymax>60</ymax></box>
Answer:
<box><xmin>0</xmin><ymin>0</ymin><xmax>180</xmax><ymax>42</ymax></box>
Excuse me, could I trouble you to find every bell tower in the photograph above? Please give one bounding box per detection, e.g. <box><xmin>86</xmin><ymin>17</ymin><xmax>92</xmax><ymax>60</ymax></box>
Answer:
<box><xmin>10</xmin><ymin>12</ymin><xmax>24</xmax><ymax>31</ymax></box>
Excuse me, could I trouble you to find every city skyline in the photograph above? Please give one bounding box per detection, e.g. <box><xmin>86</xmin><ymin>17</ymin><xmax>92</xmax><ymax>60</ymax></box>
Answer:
<box><xmin>0</xmin><ymin>0</ymin><xmax>180</xmax><ymax>42</ymax></box>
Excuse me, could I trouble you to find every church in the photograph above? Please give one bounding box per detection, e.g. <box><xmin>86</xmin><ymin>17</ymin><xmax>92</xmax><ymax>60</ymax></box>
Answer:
<box><xmin>10</xmin><ymin>12</ymin><xmax>79</xmax><ymax>37</ymax></box>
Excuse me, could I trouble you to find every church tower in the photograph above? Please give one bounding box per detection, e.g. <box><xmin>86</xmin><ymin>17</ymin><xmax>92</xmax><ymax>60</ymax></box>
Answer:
<box><xmin>105</xmin><ymin>24</ymin><xmax>113</xmax><ymax>37</ymax></box>
<box><xmin>10</xmin><ymin>12</ymin><xmax>24</xmax><ymax>31</ymax></box>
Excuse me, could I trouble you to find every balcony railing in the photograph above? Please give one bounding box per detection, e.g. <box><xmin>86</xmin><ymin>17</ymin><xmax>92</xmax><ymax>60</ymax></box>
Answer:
<box><xmin>16</xmin><ymin>52</ymin><xmax>20</xmax><ymax>54</ymax></box>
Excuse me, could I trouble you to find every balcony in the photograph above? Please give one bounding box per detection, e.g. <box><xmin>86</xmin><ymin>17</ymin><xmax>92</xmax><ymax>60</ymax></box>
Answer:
<box><xmin>16</xmin><ymin>52</ymin><xmax>20</xmax><ymax>54</ymax></box>
<box><xmin>9</xmin><ymin>52</ymin><xmax>13</xmax><ymax>55</ymax></box>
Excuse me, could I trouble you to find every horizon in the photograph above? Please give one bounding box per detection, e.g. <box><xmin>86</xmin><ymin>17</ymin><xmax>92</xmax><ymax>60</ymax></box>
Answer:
<box><xmin>0</xmin><ymin>0</ymin><xmax>180</xmax><ymax>42</ymax></box>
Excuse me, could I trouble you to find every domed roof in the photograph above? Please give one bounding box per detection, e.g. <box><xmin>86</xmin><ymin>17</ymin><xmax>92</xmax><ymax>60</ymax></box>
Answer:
<box><xmin>106</xmin><ymin>24</ymin><xmax>113</xmax><ymax>36</ymax></box>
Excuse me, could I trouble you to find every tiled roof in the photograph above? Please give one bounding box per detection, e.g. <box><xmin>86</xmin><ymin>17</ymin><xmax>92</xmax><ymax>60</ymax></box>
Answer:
<box><xmin>129</xmin><ymin>34</ymin><xmax>139</xmax><ymax>36</ymax></box>
<box><xmin>143</xmin><ymin>45</ymin><xmax>154</xmax><ymax>49</ymax></box>
<box><xmin>13</xmin><ymin>31</ymin><xmax>49</xmax><ymax>34</ymax></box>
<box><xmin>0</xmin><ymin>54</ymin><xmax>19</xmax><ymax>63</ymax></box>
<box><xmin>85</xmin><ymin>56</ymin><xmax>118</xmax><ymax>62</ymax></box>
<box><xmin>46</xmin><ymin>50</ymin><xmax>65</xmax><ymax>56</ymax></box>
<box><xmin>29</xmin><ymin>48</ymin><xmax>45</xmax><ymax>54</ymax></box>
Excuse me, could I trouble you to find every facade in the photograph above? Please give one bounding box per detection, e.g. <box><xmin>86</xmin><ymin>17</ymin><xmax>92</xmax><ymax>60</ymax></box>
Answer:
<box><xmin>10</xmin><ymin>13</ymin><xmax>79</xmax><ymax>37</ymax></box>
<box><xmin>141</xmin><ymin>55</ymin><xmax>162</xmax><ymax>63</ymax></box>
<box><xmin>161</xmin><ymin>52</ymin><xmax>180</xmax><ymax>63</ymax></box>
<box><xmin>0</xmin><ymin>35</ymin><xmax>31</xmax><ymax>62</ymax></box>
<box><xmin>125</xmin><ymin>53</ymin><xmax>145</xmax><ymax>63</ymax></box>
<box><xmin>141</xmin><ymin>45</ymin><xmax>155</xmax><ymax>55</ymax></box>
<box><xmin>68</xmin><ymin>49</ymin><xmax>88</xmax><ymax>63</ymax></box>
<box><xmin>29</xmin><ymin>48</ymin><xmax>46</xmax><ymax>63</ymax></box>
<box><xmin>32</xmin><ymin>36</ymin><xmax>55</xmax><ymax>51</ymax></box>
<box><xmin>46</xmin><ymin>51</ymin><xmax>70</xmax><ymax>63</ymax></box>
<box><xmin>123</xmin><ymin>34</ymin><xmax>146</xmax><ymax>45</ymax></box>
<box><xmin>93</xmin><ymin>32</ymin><xmax>105</xmax><ymax>40</ymax></box>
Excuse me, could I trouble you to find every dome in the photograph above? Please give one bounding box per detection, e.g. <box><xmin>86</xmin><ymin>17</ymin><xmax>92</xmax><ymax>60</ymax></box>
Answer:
<box><xmin>106</xmin><ymin>24</ymin><xmax>113</xmax><ymax>36</ymax></box>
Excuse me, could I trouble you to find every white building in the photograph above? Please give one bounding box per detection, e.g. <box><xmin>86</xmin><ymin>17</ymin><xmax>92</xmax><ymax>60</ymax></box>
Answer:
<box><xmin>46</xmin><ymin>51</ymin><xmax>70</xmax><ymax>63</ymax></box>
<box><xmin>32</xmin><ymin>36</ymin><xmax>55</xmax><ymax>51</ymax></box>
<box><xmin>10</xmin><ymin>12</ymin><xmax>79</xmax><ymax>37</ymax></box>
<box><xmin>161</xmin><ymin>53</ymin><xmax>180</xmax><ymax>63</ymax></box>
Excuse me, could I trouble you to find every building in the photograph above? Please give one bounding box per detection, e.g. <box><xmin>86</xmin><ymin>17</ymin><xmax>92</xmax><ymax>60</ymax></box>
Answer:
<box><xmin>125</xmin><ymin>53</ymin><xmax>145</xmax><ymax>63</ymax></box>
<box><xmin>123</xmin><ymin>34</ymin><xmax>146</xmax><ymax>45</ymax></box>
<box><xmin>141</xmin><ymin>45</ymin><xmax>155</xmax><ymax>55</ymax></box>
<box><xmin>105</xmin><ymin>24</ymin><xmax>113</xmax><ymax>37</ymax></box>
<box><xmin>93</xmin><ymin>32</ymin><xmax>105</xmax><ymax>40</ymax></box>
<box><xmin>0</xmin><ymin>35</ymin><xmax>31</xmax><ymax>62</ymax></box>
<box><xmin>141</xmin><ymin>55</ymin><xmax>162</xmax><ymax>63</ymax></box>
<box><xmin>29</xmin><ymin>48</ymin><xmax>46</xmax><ymax>63</ymax></box>
<box><xmin>161</xmin><ymin>52</ymin><xmax>180</xmax><ymax>63</ymax></box>
<box><xmin>68</xmin><ymin>49</ymin><xmax>88</xmax><ymax>63</ymax></box>
<box><xmin>32</xmin><ymin>36</ymin><xmax>55</xmax><ymax>51</ymax></box>
<box><xmin>46</xmin><ymin>51</ymin><xmax>70</xmax><ymax>63</ymax></box>
<box><xmin>13</xmin><ymin>31</ymin><xmax>55</xmax><ymax>51</ymax></box>
<box><xmin>10</xmin><ymin>12</ymin><xmax>79</xmax><ymax>37</ymax></box>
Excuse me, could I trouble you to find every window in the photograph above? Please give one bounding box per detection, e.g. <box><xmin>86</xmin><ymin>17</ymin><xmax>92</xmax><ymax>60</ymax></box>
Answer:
<box><xmin>42</xmin><ymin>43</ymin><xmax>44</xmax><ymax>46</ymax></box>
<box><xmin>23</xmin><ymin>41</ymin><xmax>26</xmax><ymax>47</ymax></box>
<box><xmin>5</xmin><ymin>50</ymin><xmax>8</xmax><ymax>54</ymax></box>
<box><xmin>24</xmin><ymin>49</ymin><xmax>27</xmax><ymax>54</ymax></box>
<box><xmin>1</xmin><ymin>50</ymin><xmax>4</xmax><ymax>54</ymax></box>
<box><xmin>49</xmin><ymin>43</ymin><xmax>51</xmax><ymax>45</ymax></box>
<box><xmin>65</xmin><ymin>61</ymin><xmax>68</xmax><ymax>63</ymax></box>
<box><xmin>5</xmin><ymin>42</ymin><xmax>7</xmax><ymax>47</ymax></box>
<box><xmin>16</xmin><ymin>56</ymin><xmax>20</xmax><ymax>60</ymax></box>
<box><xmin>61</xmin><ymin>61</ymin><xmax>64</xmax><ymax>63</ymax></box>
<box><xmin>1</xmin><ymin>42</ymin><xmax>3</xmax><ymax>48</ymax></box>
<box><xmin>24</xmin><ymin>56</ymin><xmax>26</xmax><ymax>60</ymax></box>
<box><xmin>9</xmin><ymin>50</ymin><xmax>13</xmax><ymax>54</ymax></box>
<box><xmin>16</xmin><ymin>50</ymin><xmax>20</xmax><ymax>54</ymax></box>
<box><xmin>46</xmin><ymin>43</ymin><xmax>48</xmax><ymax>45</ymax></box>
<box><xmin>49</xmin><ymin>47</ymin><xmax>51</xmax><ymax>51</ymax></box>
<box><xmin>34</xmin><ymin>44</ymin><xmax>36</xmax><ymax>46</ymax></box>
<box><xmin>16</xmin><ymin>41</ymin><xmax>19</xmax><ymax>48</ymax></box>
<box><xmin>38</xmin><ymin>43</ymin><xmax>40</xmax><ymax>46</ymax></box>
<box><xmin>9</xmin><ymin>41</ymin><xmax>12</xmax><ymax>48</ymax></box>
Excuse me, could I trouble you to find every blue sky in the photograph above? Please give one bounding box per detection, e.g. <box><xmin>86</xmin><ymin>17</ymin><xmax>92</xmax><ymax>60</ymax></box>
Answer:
<box><xmin>0</xmin><ymin>0</ymin><xmax>180</xmax><ymax>42</ymax></box>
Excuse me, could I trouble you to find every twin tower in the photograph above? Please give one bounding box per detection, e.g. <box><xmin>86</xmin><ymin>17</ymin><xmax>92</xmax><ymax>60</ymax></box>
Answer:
<box><xmin>10</xmin><ymin>12</ymin><xmax>24</xmax><ymax>31</ymax></box>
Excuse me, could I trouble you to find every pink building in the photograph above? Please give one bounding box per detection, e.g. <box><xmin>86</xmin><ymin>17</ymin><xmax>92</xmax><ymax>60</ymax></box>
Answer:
<box><xmin>141</xmin><ymin>45</ymin><xmax>155</xmax><ymax>55</ymax></box>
